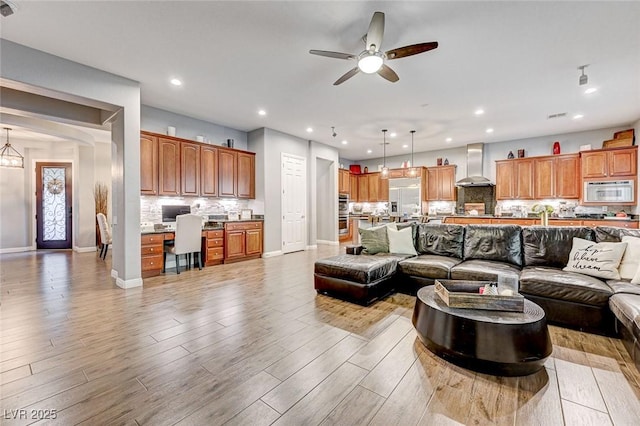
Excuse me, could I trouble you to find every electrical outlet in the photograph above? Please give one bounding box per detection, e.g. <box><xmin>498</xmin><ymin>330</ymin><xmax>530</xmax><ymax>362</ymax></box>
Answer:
<box><xmin>602</xmin><ymin>206</ymin><xmax>608</xmax><ymax>212</ymax></box>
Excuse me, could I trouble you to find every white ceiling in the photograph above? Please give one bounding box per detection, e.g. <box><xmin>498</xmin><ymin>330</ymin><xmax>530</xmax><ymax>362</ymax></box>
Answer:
<box><xmin>1</xmin><ymin>1</ymin><xmax>639</xmax><ymax>160</ymax></box>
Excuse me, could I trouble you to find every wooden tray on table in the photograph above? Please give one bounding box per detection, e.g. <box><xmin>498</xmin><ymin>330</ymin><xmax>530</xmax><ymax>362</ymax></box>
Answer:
<box><xmin>434</xmin><ymin>280</ymin><xmax>524</xmax><ymax>312</ymax></box>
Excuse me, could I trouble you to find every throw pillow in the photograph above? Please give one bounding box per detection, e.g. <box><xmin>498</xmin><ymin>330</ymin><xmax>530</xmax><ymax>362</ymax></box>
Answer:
<box><xmin>563</xmin><ymin>238</ymin><xmax>627</xmax><ymax>280</ymax></box>
<box><xmin>387</xmin><ymin>226</ymin><xmax>417</xmax><ymax>255</ymax></box>
<box><xmin>619</xmin><ymin>236</ymin><xmax>640</xmax><ymax>280</ymax></box>
<box><xmin>359</xmin><ymin>226</ymin><xmax>389</xmax><ymax>255</ymax></box>
<box><xmin>632</xmin><ymin>263</ymin><xmax>640</xmax><ymax>285</ymax></box>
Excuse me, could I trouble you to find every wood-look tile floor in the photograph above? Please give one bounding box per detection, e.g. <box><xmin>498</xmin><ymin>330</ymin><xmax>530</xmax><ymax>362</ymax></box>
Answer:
<box><xmin>1</xmin><ymin>246</ymin><xmax>640</xmax><ymax>425</ymax></box>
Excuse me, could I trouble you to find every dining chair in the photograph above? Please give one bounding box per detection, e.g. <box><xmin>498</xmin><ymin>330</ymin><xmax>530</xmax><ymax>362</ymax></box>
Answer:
<box><xmin>163</xmin><ymin>214</ymin><xmax>202</xmax><ymax>274</ymax></box>
<box><xmin>96</xmin><ymin>213</ymin><xmax>112</xmax><ymax>260</ymax></box>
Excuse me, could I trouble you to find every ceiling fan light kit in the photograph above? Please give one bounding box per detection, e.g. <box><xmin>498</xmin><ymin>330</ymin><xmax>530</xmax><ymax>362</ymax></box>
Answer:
<box><xmin>309</xmin><ymin>11</ymin><xmax>438</xmax><ymax>85</ymax></box>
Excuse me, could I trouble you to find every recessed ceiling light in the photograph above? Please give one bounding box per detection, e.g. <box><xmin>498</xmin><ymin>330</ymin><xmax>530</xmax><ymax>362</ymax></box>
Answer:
<box><xmin>584</xmin><ymin>87</ymin><xmax>598</xmax><ymax>95</ymax></box>
<box><xmin>367</xmin><ymin>149</ymin><xmax>372</xmax><ymax>154</ymax></box>
<box><xmin>445</xmin><ymin>137</ymin><xmax>452</xmax><ymax>142</ymax></box>
<box><xmin>390</xmin><ymin>132</ymin><xmax>397</xmax><ymax>138</ymax></box>
<box><xmin>573</xmin><ymin>114</ymin><xmax>584</xmax><ymax>120</ymax></box>
<box><xmin>486</xmin><ymin>128</ymin><xmax>494</xmax><ymax>133</ymax></box>
<box><xmin>474</xmin><ymin>109</ymin><xmax>485</xmax><ymax>115</ymax></box>
<box><xmin>306</xmin><ymin>127</ymin><xmax>313</xmax><ymax>133</ymax></box>
<box><xmin>258</xmin><ymin>109</ymin><xmax>266</xmax><ymax>116</ymax></box>
<box><xmin>341</xmin><ymin>140</ymin><xmax>348</xmax><ymax>145</ymax></box>
<box><xmin>402</xmin><ymin>144</ymin><xmax>409</xmax><ymax>149</ymax></box>
<box><xmin>170</xmin><ymin>78</ymin><xmax>182</xmax><ymax>86</ymax></box>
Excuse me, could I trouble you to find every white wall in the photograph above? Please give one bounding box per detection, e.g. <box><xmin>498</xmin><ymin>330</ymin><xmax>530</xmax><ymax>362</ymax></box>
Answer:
<box><xmin>309</xmin><ymin>141</ymin><xmax>339</xmax><ymax>245</ymax></box>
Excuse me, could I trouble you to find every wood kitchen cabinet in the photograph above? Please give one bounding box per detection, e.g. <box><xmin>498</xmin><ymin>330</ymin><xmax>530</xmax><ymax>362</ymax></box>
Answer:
<box><xmin>534</xmin><ymin>154</ymin><xmax>580</xmax><ymax>199</ymax></box>
<box><xmin>338</xmin><ymin>169</ymin><xmax>350</xmax><ymax>195</ymax></box>
<box><xmin>358</xmin><ymin>174</ymin><xmax>369</xmax><ymax>202</ymax></box>
<box><xmin>141</xmin><ymin>234</ymin><xmax>164</xmax><ymax>278</ymax></box>
<box><xmin>581</xmin><ymin>146</ymin><xmax>637</xmax><ymax>179</ymax></box>
<box><xmin>378</xmin><ymin>174</ymin><xmax>389</xmax><ymax>201</ymax></box>
<box><xmin>158</xmin><ymin>137</ymin><xmax>181</xmax><ymax>195</ymax></box>
<box><xmin>224</xmin><ymin>221</ymin><xmax>263</xmax><ymax>263</ymax></box>
<box><xmin>495</xmin><ymin>159</ymin><xmax>534</xmax><ymax>200</ymax></box>
<box><xmin>181</xmin><ymin>142</ymin><xmax>200</xmax><ymax>196</ymax></box>
<box><xmin>200</xmin><ymin>145</ymin><xmax>218</xmax><ymax>197</ymax></box>
<box><xmin>368</xmin><ymin>173</ymin><xmax>380</xmax><ymax>202</ymax></box>
<box><xmin>203</xmin><ymin>229</ymin><xmax>224</xmax><ymax>266</ymax></box>
<box><xmin>426</xmin><ymin>165</ymin><xmax>457</xmax><ymax>201</ymax></box>
<box><xmin>350</xmin><ymin>173</ymin><xmax>358</xmax><ymax>201</ymax></box>
<box><xmin>140</xmin><ymin>132</ymin><xmax>158</xmax><ymax>195</ymax></box>
<box><xmin>218</xmin><ymin>148</ymin><xmax>237</xmax><ymax>197</ymax></box>
<box><xmin>237</xmin><ymin>151</ymin><xmax>255</xmax><ymax>199</ymax></box>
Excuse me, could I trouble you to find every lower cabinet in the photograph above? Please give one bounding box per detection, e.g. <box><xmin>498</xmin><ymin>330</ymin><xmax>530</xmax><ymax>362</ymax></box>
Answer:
<box><xmin>141</xmin><ymin>234</ymin><xmax>164</xmax><ymax>278</ymax></box>
<box><xmin>224</xmin><ymin>221</ymin><xmax>263</xmax><ymax>263</ymax></box>
<box><xmin>203</xmin><ymin>229</ymin><xmax>224</xmax><ymax>266</ymax></box>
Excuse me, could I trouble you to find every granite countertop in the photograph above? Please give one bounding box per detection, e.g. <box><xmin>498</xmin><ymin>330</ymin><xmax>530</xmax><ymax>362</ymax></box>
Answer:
<box><xmin>142</xmin><ymin>217</ymin><xmax>264</xmax><ymax>234</ymax></box>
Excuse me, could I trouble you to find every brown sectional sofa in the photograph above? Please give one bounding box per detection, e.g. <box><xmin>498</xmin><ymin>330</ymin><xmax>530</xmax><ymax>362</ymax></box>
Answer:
<box><xmin>313</xmin><ymin>223</ymin><xmax>640</xmax><ymax>369</ymax></box>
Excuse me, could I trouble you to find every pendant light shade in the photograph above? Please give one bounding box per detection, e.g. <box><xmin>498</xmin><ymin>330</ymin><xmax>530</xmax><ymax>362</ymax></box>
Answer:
<box><xmin>380</xmin><ymin>129</ymin><xmax>389</xmax><ymax>178</ymax></box>
<box><xmin>408</xmin><ymin>130</ymin><xmax>418</xmax><ymax>177</ymax></box>
<box><xmin>0</xmin><ymin>128</ymin><xmax>24</xmax><ymax>169</ymax></box>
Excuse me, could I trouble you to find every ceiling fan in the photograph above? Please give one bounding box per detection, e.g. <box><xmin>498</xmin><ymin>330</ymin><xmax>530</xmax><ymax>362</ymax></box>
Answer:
<box><xmin>309</xmin><ymin>11</ymin><xmax>438</xmax><ymax>85</ymax></box>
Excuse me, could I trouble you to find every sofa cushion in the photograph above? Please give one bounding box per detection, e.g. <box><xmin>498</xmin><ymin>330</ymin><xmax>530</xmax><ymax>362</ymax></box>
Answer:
<box><xmin>563</xmin><ymin>238</ymin><xmax>627</xmax><ymax>280</ymax></box>
<box><xmin>388</xmin><ymin>226</ymin><xmax>417</xmax><ymax>255</ymax></box>
<box><xmin>415</xmin><ymin>223</ymin><xmax>465</xmax><ymax>258</ymax></box>
<box><xmin>619</xmin><ymin>236</ymin><xmax>640</xmax><ymax>280</ymax></box>
<box><xmin>359</xmin><ymin>226</ymin><xmax>389</xmax><ymax>255</ymax></box>
<box><xmin>607</xmin><ymin>280</ymin><xmax>640</xmax><ymax>296</ymax></box>
<box><xmin>523</xmin><ymin>226</ymin><xmax>595</xmax><ymax>268</ymax></box>
<box><xmin>398</xmin><ymin>255</ymin><xmax>462</xmax><ymax>280</ymax></box>
<box><xmin>450</xmin><ymin>259</ymin><xmax>521</xmax><ymax>282</ymax></box>
<box><xmin>609</xmin><ymin>293</ymin><xmax>640</xmax><ymax>339</ymax></box>
<box><xmin>595</xmin><ymin>226</ymin><xmax>640</xmax><ymax>243</ymax></box>
<box><xmin>520</xmin><ymin>266</ymin><xmax>613</xmax><ymax>307</ymax></box>
<box><xmin>314</xmin><ymin>253</ymin><xmax>410</xmax><ymax>284</ymax></box>
<box><xmin>463</xmin><ymin>225</ymin><xmax>523</xmax><ymax>267</ymax></box>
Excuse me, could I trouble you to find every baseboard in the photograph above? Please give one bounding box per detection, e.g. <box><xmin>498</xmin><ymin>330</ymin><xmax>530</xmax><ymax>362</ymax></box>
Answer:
<box><xmin>262</xmin><ymin>250</ymin><xmax>283</xmax><ymax>258</ymax></box>
<box><xmin>306</xmin><ymin>245</ymin><xmax>318</xmax><ymax>250</ymax></box>
<box><xmin>116</xmin><ymin>277</ymin><xmax>143</xmax><ymax>289</ymax></box>
<box><xmin>0</xmin><ymin>246</ymin><xmax>35</xmax><ymax>254</ymax></box>
<box><xmin>74</xmin><ymin>246</ymin><xmax>98</xmax><ymax>253</ymax></box>
<box><xmin>317</xmin><ymin>240</ymin><xmax>339</xmax><ymax>246</ymax></box>
<box><xmin>111</xmin><ymin>269</ymin><xmax>118</xmax><ymax>279</ymax></box>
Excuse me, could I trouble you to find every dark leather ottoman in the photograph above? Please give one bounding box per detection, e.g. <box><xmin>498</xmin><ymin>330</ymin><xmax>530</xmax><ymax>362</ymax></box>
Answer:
<box><xmin>314</xmin><ymin>253</ymin><xmax>410</xmax><ymax>305</ymax></box>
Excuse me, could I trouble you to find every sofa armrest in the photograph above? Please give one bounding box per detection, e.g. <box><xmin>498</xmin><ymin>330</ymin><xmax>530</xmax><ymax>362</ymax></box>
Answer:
<box><xmin>346</xmin><ymin>245</ymin><xmax>364</xmax><ymax>255</ymax></box>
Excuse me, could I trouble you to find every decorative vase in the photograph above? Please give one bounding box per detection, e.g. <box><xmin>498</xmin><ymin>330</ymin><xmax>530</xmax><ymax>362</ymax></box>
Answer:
<box><xmin>444</xmin><ymin>158</ymin><xmax>449</xmax><ymax>165</ymax></box>
<box><xmin>507</xmin><ymin>151</ymin><xmax>515</xmax><ymax>159</ymax></box>
<box><xmin>363</xmin><ymin>166</ymin><xmax>368</xmax><ymax>173</ymax></box>
<box><xmin>553</xmin><ymin>141</ymin><xmax>561</xmax><ymax>155</ymax></box>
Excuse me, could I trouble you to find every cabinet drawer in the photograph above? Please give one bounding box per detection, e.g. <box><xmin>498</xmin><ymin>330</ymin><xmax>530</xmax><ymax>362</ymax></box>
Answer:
<box><xmin>164</xmin><ymin>233</ymin><xmax>175</xmax><ymax>240</ymax></box>
<box><xmin>225</xmin><ymin>221</ymin><xmax>262</xmax><ymax>231</ymax></box>
<box><xmin>553</xmin><ymin>220</ymin><xmax>582</xmax><ymax>226</ymax></box>
<box><xmin>141</xmin><ymin>255</ymin><xmax>163</xmax><ymax>271</ymax></box>
<box><xmin>207</xmin><ymin>247</ymin><xmax>224</xmax><ymax>260</ymax></box>
<box><xmin>207</xmin><ymin>238</ymin><xmax>224</xmax><ymax>248</ymax></box>
<box><xmin>141</xmin><ymin>245</ymin><xmax>162</xmax><ymax>255</ymax></box>
<box><xmin>141</xmin><ymin>234</ymin><xmax>164</xmax><ymax>245</ymax></box>
<box><xmin>207</xmin><ymin>230</ymin><xmax>224</xmax><ymax>238</ymax></box>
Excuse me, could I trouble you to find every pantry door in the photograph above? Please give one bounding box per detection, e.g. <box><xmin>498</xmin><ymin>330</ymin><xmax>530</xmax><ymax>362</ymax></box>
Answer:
<box><xmin>282</xmin><ymin>153</ymin><xmax>306</xmax><ymax>253</ymax></box>
<box><xmin>36</xmin><ymin>162</ymin><xmax>73</xmax><ymax>249</ymax></box>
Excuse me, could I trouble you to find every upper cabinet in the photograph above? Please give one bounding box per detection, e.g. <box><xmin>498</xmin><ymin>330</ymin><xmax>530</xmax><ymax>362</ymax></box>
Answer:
<box><xmin>158</xmin><ymin>137</ymin><xmax>181</xmax><ymax>196</ymax></box>
<box><xmin>426</xmin><ymin>165</ymin><xmax>456</xmax><ymax>201</ymax></box>
<box><xmin>533</xmin><ymin>154</ymin><xmax>580</xmax><ymax>199</ymax></box>
<box><xmin>495</xmin><ymin>159</ymin><xmax>534</xmax><ymax>200</ymax></box>
<box><xmin>218</xmin><ymin>148</ymin><xmax>255</xmax><ymax>199</ymax></box>
<box><xmin>349</xmin><ymin>173</ymin><xmax>358</xmax><ymax>201</ymax></box>
<box><xmin>338</xmin><ymin>169</ymin><xmax>350</xmax><ymax>195</ymax></box>
<box><xmin>140</xmin><ymin>132</ymin><xmax>158</xmax><ymax>195</ymax></box>
<box><xmin>351</xmin><ymin>172</ymin><xmax>389</xmax><ymax>202</ymax></box>
<box><xmin>200</xmin><ymin>145</ymin><xmax>218</xmax><ymax>197</ymax></box>
<box><xmin>237</xmin><ymin>151</ymin><xmax>255</xmax><ymax>199</ymax></box>
<box><xmin>581</xmin><ymin>146</ymin><xmax>637</xmax><ymax>179</ymax></box>
<box><xmin>181</xmin><ymin>142</ymin><xmax>200</xmax><ymax>196</ymax></box>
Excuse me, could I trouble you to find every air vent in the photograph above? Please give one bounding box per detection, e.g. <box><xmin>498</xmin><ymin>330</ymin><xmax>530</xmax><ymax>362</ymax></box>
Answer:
<box><xmin>547</xmin><ymin>112</ymin><xmax>567</xmax><ymax>119</ymax></box>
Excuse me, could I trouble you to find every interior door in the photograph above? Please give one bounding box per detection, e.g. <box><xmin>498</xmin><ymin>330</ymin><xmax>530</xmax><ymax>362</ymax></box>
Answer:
<box><xmin>282</xmin><ymin>153</ymin><xmax>306</xmax><ymax>254</ymax></box>
<box><xmin>36</xmin><ymin>162</ymin><xmax>73</xmax><ymax>249</ymax></box>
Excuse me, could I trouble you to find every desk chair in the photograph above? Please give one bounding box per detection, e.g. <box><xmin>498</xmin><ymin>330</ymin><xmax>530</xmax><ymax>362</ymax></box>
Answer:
<box><xmin>96</xmin><ymin>213</ymin><xmax>112</xmax><ymax>260</ymax></box>
<box><xmin>163</xmin><ymin>214</ymin><xmax>202</xmax><ymax>274</ymax></box>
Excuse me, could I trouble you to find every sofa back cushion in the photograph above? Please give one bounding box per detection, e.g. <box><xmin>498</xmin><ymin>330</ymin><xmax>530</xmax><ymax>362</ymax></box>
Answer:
<box><xmin>523</xmin><ymin>226</ymin><xmax>595</xmax><ymax>268</ymax></box>
<box><xmin>415</xmin><ymin>223</ymin><xmax>465</xmax><ymax>258</ymax></box>
<box><xmin>595</xmin><ymin>226</ymin><xmax>640</xmax><ymax>243</ymax></box>
<box><xmin>463</xmin><ymin>225</ymin><xmax>523</xmax><ymax>267</ymax></box>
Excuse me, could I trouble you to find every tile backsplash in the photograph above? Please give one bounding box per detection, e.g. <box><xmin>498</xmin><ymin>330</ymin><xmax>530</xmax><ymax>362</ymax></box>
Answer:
<box><xmin>141</xmin><ymin>196</ymin><xmax>252</xmax><ymax>223</ymax></box>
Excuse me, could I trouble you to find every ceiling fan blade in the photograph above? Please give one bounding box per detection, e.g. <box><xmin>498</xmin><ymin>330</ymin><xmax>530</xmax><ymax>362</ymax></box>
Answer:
<box><xmin>377</xmin><ymin>64</ymin><xmax>399</xmax><ymax>83</ymax></box>
<box><xmin>309</xmin><ymin>50</ymin><xmax>356</xmax><ymax>60</ymax></box>
<box><xmin>366</xmin><ymin>11</ymin><xmax>385</xmax><ymax>52</ymax></box>
<box><xmin>386</xmin><ymin>42</ymin><xmax>439</xmax><ymax>60</ymax></box>
<box><xmin>334</xmin><ymin>67</ymin><xmax>360</xmax><ymax>85</ymax></box>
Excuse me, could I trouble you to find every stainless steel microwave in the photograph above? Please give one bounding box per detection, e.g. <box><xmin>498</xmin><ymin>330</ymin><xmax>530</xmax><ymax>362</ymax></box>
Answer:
<box><xmin>584</xmin><ymin>180</ymin><xmax>635</xmax><ymax>203</ymax></box>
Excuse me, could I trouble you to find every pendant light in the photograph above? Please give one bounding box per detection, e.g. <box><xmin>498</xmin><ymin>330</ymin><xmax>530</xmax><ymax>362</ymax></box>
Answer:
<box><xmin>0</xmin><ymin>128</ymin><xmax>24</xmax><ymax>169</ymax></box>
<box><xmin>380</xmin><ymin>129</ymin><xmax>389</xmax><ymax>178</ymax></box>
<box><xmin>408</xmin><ymin>130</ymin><xmax>418</xmax><ymax>177</ymax></box>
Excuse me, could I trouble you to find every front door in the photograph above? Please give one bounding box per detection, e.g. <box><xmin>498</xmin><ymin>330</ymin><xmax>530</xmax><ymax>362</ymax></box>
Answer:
<box><xmin>36</xmin><ymin>162</ymin><xmax>72</xmax><ymax>249</ymax></box>
<box><xmin>282</xmin><ymin>153</ymin><xmax>306</xmax><ymax>254</ymax></box>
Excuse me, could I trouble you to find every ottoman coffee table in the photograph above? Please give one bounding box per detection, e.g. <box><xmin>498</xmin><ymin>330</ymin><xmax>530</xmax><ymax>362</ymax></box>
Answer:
<box><xmin>412</xmin><ymin>285</ymin><xmax>552</xmax><ymax>376</ymax></box>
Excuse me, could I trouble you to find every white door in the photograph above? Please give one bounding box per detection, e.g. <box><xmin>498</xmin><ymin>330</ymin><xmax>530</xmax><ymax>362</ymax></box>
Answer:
<box><xmin>282</xmin><ymin>153</ymin><xmax>306</xmax><ymax>253</ymax></box>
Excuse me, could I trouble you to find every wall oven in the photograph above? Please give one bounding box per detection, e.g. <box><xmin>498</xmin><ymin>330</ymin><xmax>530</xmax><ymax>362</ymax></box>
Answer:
<box><xmin>584</xmin><ymin>180</ymin><xmax>635</xmax><ymax>203</ymax></box>
<box><xmin>339</xmin><ymin>194</ymin><xmax>349</xmax><ymax>235</ymax></box>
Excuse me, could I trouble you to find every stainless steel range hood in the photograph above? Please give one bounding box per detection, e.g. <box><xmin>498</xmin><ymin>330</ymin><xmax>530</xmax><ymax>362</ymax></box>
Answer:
<box><xmin>455</xmin><ymin>143</ymin><xmax>494</xmax><ymax>187</ymax></box>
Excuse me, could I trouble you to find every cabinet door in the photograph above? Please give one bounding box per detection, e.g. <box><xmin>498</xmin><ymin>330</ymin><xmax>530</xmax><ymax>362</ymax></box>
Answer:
<box><xmin>609</xmin><ymin>148</ymin><xmax>637</xmax><ymax>177</ymax></box>
<box><xmin>218</xmin><ymin>149</ymin><xmax>237</xmax><ymax>197</ymax></box>
<box><xmin>439</xmin><ymin>166</ymin><xmax>457</xmax><ymax>201</ymax></box>
<box><xmin>388</xmin><ymin>169</ymin><xmax>405</xmax><ymax>178</ymax></box>
<box><xmin>515</xmin><ymin>159</ymin><xmax>534</xmax><ymax>199</ymax></box>
<box><xmin>427</xmin><ymin>168</ymin><xmax>438</xmax><ymax>200</ymax></box>
<box><xmin>495</xmin><ymin>161</ymin><xmax>514</xmax><ymax>200</ymax></box>
<box><xmin>378</xmin><ymin>174</ymin><xmax>389</xmax><ymax>201</ymax></box>
<box><xmin>180</xmin><ymin>142</ymin><xmax>200</xmax><ymax>196</ymax></box>
<box><xmin>245</xmin><ymin>228</ymin><xmax>263</xmax><ymax>256</ymax></box>
<box><xmin>339</xmin><ymin>170</ymin><xmax>351</xmax><ymax>194</ymax></box>
<box><xmin>237</xmin><ymin>152</ymin><xmax>255</xmax><ymax>199</ymax></box>
<box><xmin>225</xmin><ymin>230</ymin><xmax>245</xmax><ymax>260</ymax></box>
<box><xmin>350</xmin><ymin>174</ymin><xmax>358</xmax><ymax>202</ymax></box>
<box><xmin>368</xmin><ymin>173</ymin><xmax>380</xmax><ymax>202</ymax></box>
<box><xmin>158</xmin><ymin>138</ymin><xmax>181</xmax><ymax>195</ymax></box>
<box><xmin>581</xmin><ymin>151</ymin><xmax>608</xmax><ymax>178</ymax></box>
<box><xmin>358</xmin><ymin>175</ymin><xmax>369</xmax><ymax>202</ymax></box>
<box><xmin>200</xmin><ymin>145</ymin><xmax>218</xmax><ymax>197</ymax></box>
<box><xmin>140</xmin><ymin>133</ymin><xmax>158</xmax><ymax>195</ymax></box>
<box><xmin>534</xmin><ymin>157</ymin><xmax>555</xmax><ymax>199</ymax></box>
<box><xmin>555</xmin><ymin>154</ymin><xmax>580</xmax><ymax>199</ymax></box>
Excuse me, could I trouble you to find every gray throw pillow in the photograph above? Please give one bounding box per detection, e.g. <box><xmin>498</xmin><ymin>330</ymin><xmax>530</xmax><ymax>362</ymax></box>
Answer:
<box><xmin>359</xmin><ymin>226</ymin><xmax>389</xmax><ymax>255</ymax></box>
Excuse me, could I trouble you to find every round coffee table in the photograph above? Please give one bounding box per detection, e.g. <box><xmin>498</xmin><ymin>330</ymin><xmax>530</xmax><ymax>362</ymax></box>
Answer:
<box><xmin>412</xmin><ymin>286</ymin><xmax>552</xmax><ymax>376</ymax></box>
